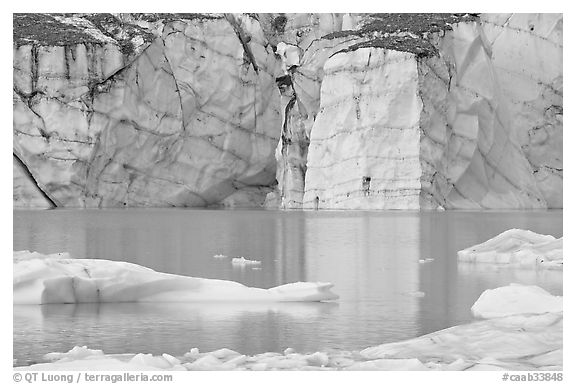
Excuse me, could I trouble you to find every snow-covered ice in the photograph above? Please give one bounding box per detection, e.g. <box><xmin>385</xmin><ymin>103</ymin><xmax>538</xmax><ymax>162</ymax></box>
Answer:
<box><xmin>457</xmin><ymin>229</ymin><xmax>562</xmax><ymax>268</ymax></box>
<box><xmin>16</xmin><ymin>283</ymin><xmax>562</xmax><ymax>371</ymax></box>
<box><xmin>13</xmin><ymin>251</ymin><xmax>337</xmax><ymax>304</ymax></box>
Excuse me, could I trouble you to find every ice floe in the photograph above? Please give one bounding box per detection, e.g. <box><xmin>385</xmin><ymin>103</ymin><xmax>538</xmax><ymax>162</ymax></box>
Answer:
<box><xmin>44</xmin><ymin>346</ymin><xmax>105</xmax><ymax>363</ymax></box>
<box><xmin>13</xmin><ymin>251</ymin><xmax>337</xmax><ymax>304</ymax></box>
<box><xmin>471</xmin><ymin>284</ymin><xmax>562</xmax><ymax>319</ymax></box>
<box><xmin>15</xmin><ymin>282</ymin><xmax>562</xmax><ymax>371</ymax></box>
<box><xmin>457</xmin><ymin>229</ymin><xmax>562</xmax><ymax>268</ymax></box>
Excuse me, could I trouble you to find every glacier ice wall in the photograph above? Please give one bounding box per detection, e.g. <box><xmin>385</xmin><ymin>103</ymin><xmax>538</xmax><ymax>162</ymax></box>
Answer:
<box><xmin>13</xmin><ymin>13</ymin><xmax>282</xmax><ymax>208</ymax></box>
<box><xmin>13</xmin><ymin>13</ymin><xmax>562</xmax><ymax>209</ymax></box>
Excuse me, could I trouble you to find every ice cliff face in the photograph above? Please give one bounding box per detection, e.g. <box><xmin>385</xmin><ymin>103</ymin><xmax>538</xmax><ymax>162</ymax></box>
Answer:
<box><xmin>14</xmin><ymin>13</ymin><xmax>282</xmax><ymax>208</ymax></box>
<box><xmin>480</xmin><ymin>14</ymin><xmax>563</xmax><ymax>208</ymax></box>
<box><xmin>13</xmin><ymin>13</ymin><xmax>562</xmax><ymax>209</ymax></box>
<box><xmin>297</xmin><ymin>14</ymin><xmax>562</xmax><ymax>209</ymax></box>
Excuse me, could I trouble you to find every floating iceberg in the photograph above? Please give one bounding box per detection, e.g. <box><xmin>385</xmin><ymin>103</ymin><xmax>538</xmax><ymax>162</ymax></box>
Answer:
<box><xmin>16</xmin><ymin>283</ymin><xmax>562</xmax><ymax>371</ymax></box>
<box><xmin>471</xmin><ymin>284</ymin><xmax>562</xmax><ymax>319</ymax></box>
<box><xmin>13</xmin><ymin>251</ymin><xmax>338</xmax><ymax>304</ymax></box>
<box><xmin>457</xmin><ymin>229</ymin><xmax>562</xmax><ymax>268</ymax></box>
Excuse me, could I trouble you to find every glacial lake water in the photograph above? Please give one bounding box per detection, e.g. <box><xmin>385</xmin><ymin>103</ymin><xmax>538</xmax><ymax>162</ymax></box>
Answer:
<box><xmin>13</xmin><ymin>209</ymin><xmax>562</xmax><ymax>365</ymax></box>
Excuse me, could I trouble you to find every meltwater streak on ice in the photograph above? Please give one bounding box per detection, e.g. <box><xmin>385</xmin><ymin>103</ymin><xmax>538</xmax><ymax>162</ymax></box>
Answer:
<box><xmin>13</xmin><ymin>209</ymin><xmax>562</xmax><ymax>364</ymax></box>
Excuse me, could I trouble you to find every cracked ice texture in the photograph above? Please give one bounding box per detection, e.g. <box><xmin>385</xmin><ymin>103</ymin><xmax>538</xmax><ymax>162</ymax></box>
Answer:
<box><xmin>480</xmin><ymin>14</ymin><xmax>563</xmax><ymax>208</ymax></box>
<box><xmin>419</xmin><ymin>21</ymin><xmax>548</xmax><ymax>209</ymax></box>
<box><xmin>13</xmin><ymin>156</ymin><xmax>53</xmax><ymax>208</ymax></box>
<box><xmin>272</xmin><ymin>34</ymin><xmax>367</xmax><ymax>208</ymax></box>
<box><xmin>303</xmin><ymin>49</ymin><xmax>424</xmax><ymax>209</ymax></box>
<box><xmin>13</xmin><ymin>14</ymin><xmax>282</xmax><ymax>207</ymax></box>
<box><xmin>300</xmin><ymin>16</ymin><xmax>556</xmax><ymax>209</ymax></box>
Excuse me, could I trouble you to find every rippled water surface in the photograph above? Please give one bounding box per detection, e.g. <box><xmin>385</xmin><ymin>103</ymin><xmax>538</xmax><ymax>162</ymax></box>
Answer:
<box><xmin>13</xmin><ymin>209</ymin><xmax>562</xmax><ymax>364</ymax></box>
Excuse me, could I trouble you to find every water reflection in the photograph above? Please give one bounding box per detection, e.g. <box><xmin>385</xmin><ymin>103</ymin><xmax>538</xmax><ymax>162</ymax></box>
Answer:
<box><xmin>14</xmin><ymin>302</ymin><xmax>338</xmax><ymax>365</ymax></box>
<box><xmin>14</xmin><ymin>209</ymin><xmax>562</xmax><ymax>363</ymax></box>
<box><xmin>303</xmin><ymin>212</ymin><xmax>423</xmax><ymax>346</ymax></box>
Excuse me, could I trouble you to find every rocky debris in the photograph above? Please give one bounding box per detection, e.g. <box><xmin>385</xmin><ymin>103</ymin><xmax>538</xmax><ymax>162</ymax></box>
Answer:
<box><xmin>325</xmin><ymin>13</ymin><xmax>478</xmax><ymax>38</ymax></box>
<box><xmin>13</xmin><ymin>13</ymin><xmax>153</xmax><ymax>59</ymax></box>
<box><xmin>14</xmin><ymin>14</ymin><xmax>106</xmax><ymax>46</ymax></box>
<box><xmin>322</xmin><ymin>13</ymin><xmax>479</xmax><ymax>57</ymax></box>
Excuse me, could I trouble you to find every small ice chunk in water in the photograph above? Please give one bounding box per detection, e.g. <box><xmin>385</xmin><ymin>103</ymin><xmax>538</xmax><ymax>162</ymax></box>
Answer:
<box><xmin>130</xmin><ymin>353</ymin><xmax>173</xmax><ymax>369</ymax></box>
<box><xmin>225</xmin><ymin>355</ymin><xmax>248</xmax><ymax>366</ymax></box>
<box><xmin>404</xmin><ymin>291</ymin><xmax>426</xmax><ymax>298</ymax></box>
<box><xmin>418</xmin><ymin>258</ymin><xmax>434</xmax><ymax>264</ymax></box>
<box><xmin>306</xmin><ymin>352</ymin><xmax>330</xmax><ymax>367</ymax></box>
<box><xmin>162</xmin><ymin>353</ymin><xmax>181</xmax><ymax>366</ymax></box>
<box><xmin>231</xmin><ymin>257</ymin><xmax>261</xmax><ymax>266</ymax></box>
<box><xmin>186</xmin><ymin>355</ymin><xmax>222</xmax><ymax>370</ymax></box>
<box><xmin>209</xmin><ymin>348</ymin><xmax>240</xmax><ymax>359</ymax></box>
<box><xmin>44</xmin><ymin>346</ymin><xmax>104</xmax><ymax>362</ymax></box>
<box><xmin>213</xmin><ymin>254</ymin><xmax>228</xmax><ymax>259</ymax></box>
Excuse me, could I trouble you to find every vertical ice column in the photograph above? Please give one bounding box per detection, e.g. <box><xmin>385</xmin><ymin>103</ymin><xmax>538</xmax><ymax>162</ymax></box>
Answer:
<box><xmin>303</xmin><ymin>48</ymin><xmax>423</xmax><ymax>209</ymax></box>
